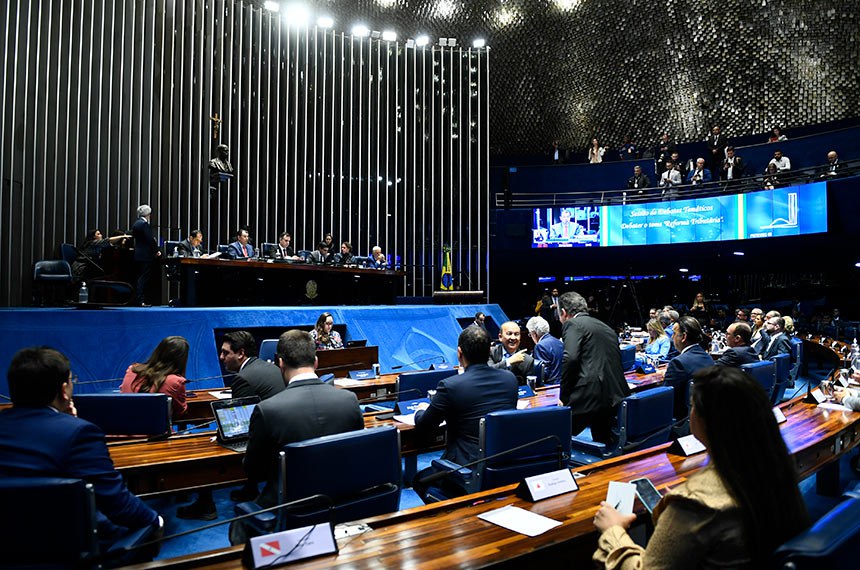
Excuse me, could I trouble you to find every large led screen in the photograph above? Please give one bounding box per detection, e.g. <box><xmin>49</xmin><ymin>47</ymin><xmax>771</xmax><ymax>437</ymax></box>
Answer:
<box><xmin>531</xmin><ymin>182</ymin><xmax>827</xmax><ymax>248</ymax></box>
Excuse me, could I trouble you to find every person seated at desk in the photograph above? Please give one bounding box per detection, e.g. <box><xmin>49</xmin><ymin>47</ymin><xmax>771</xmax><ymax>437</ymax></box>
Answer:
<box><xmin>638</xmin><ymin>318</ymin><xmax>670</xmax><ymax>362</ymax></box>
<box><xmin>71</xmin><ymin>228</ymin><xmax>131</xmax><ymax>282</ymax></box>
<box><xmin>369</xmin><ymin>245</ymin><xmax>388</xmax><ymax>269</ymax></box>
<box><xmin>230</xmin><ymin>330</ymin><xmax>363</xmax><ymax>544</ymax></box>
<box><xmin>488</xmin><ymin>321</ymin><xmax>535</xmax><ymax>385</ymax></box>
<box><xmin>526</xmin><ymin>316</ymin><xmax>563</xmax><ymax>384</ymax></box>
<box><xmin>762</xmin><ymin>316</ymin><xmax>792</xmax><ymax>360</ymax></box>
<box><xmin>549</xmin><ymin>208</ymin><xmax>584</xmax><ymax>240</ymax></box>
<box><xmin>336</xmin><ymin>241</ymin><xmax>354</xmax><ymax>265</ymax></box>
<box><xmin>0</xmin><ymin>347</ymin><xmax>163</xmax><ymax>548</ymax></box>
<box><xmin>309</xmin><ymin>241</ymin><xmax>333</xmax><ymax>264</ymax></box>
<box><xmin>412</xmin><ymin>326</ymin><xmax>518</xmax><ymax>502</ymax></box>
<box><xmin>593</xmin><ymin>366</ymin><xmax>809</xmax><ymax>568</ymax></box>
<box><xmin>310</xmin><ymin>312</ymin><xmax>344</xmax><ymax>350</ymax></box>
<box><xmin>715</xmin><ymin>322</ymin><xmax>760</xmax><ymax>367</ymax></box>
<box><xmin>227</xmin><ymin>227</ymin><xmax>255</xmax><ymax>259</ymax></box>
<box><xmin>663</xmin><ymin>316</ymin><xmax>714</xmax><ymax>425</ymax></box>
<box><xmin>270</xmin><ymin>231</ymin><xmax>300</xmax><ymax>260</ymax></box>
<box><xmin>176</xmin><ymin>229</ymin><xmax>208</xmax><ymax>258</ymax></box>
<box><xmin>120</xmin><ymin>336</ymin><xmax>188</xmax><ymax>418</ymax></box>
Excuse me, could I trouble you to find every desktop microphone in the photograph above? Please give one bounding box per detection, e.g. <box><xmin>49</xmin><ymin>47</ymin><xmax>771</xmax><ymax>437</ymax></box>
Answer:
<box><xmin>414</xmin><ymin>434</ymin><xmax>563</xmax><ymax>487</ymax></box>
<box><xmin>391</xmin><ymin>355</ymin><xmax>446</xmax><ymax>370</ymax></box>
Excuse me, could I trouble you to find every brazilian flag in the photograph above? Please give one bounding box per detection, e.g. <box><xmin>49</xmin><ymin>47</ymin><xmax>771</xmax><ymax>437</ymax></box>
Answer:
<box><xmin>441</xmin><ymin>245</ymin><xmax>453</xmax><ymax>291</ymax></box>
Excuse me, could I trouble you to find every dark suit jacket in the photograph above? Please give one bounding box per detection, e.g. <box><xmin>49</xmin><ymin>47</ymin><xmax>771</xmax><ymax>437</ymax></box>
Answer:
<box><xmin>132</xmin><ymin>217</ymin><xmax>158</xmax><ymax>262</ymax></box>
<box><xmin>722</xmin><ymin>156</ymin><xmax>746</xmax><ymax>180</ymax></box>
<box><xmin>715</xmin><ymin>346</ymin><xmax>759</xmax><ymax>367</ymax></box>
<box><xmin>244</xmin><ymin>377</ymin><xmax>363</xmax><ymax>506</ymax></box>
<box><xmin>663</xmin><ymin>344</ymin><xmax>715</xmax><ymax>419</ymax></box>
<box><xmin>627</xmin><ymin>174</ymin><xmax>651</xmax><ymax>189</ymax></box>
<box><xmin>415</xmin><ymin>363</ymin><xmax>518</xmax><ymax>466</ymax></box>
<box><xmin>560</xmin><ymin>314</ymin><xmax>630</xmax><ymax>419</ymax></box>
<box><xmin>0</xmin><ymin>407</ymin><xmax>158</xmax><ymax>535</ymax></box>
<box><xmin>176</xmin><ymin>238</ymin><xmax>201</xmax><ymax>257</ymax></box>
<box><xmin>488</xmin><ymin>344</ymin><xmax>535</xmax><ymax>385</ymax></box>
<box><xmin>707</xmin><ymin>133</ymin><xmax>728</xmax><ymax>155</ymax></box>
<box><xmin>751</xmin><ymin>329</ymin><xmax>770</xmax><ymax>356</ymax></box>
<box><xmin>270</xmin><ymin>245</ymin><xmax>294</xmax><ymax>259</ymax></box>
<box><xmin>533</xmin><ymin>333</ymin><xmax>564</xmax><ymax>383</ymax></box>
<box><xmin>763</xmin><ymin>333</ymin><xmax>792</xmax><ymax>361</ymax></box>
<box><xmin>230</xmin><ymin>357</ymin><xmax>286</xmax><ymax>402</ymax></box>
<box><xmin>227</xmin><ymin>241</ymin><xmax>255</xmax><ymax>259</ymax></box>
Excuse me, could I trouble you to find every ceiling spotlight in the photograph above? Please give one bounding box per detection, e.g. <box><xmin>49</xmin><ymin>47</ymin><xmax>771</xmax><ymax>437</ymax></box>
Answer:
<box><xmin>855</xmin><ymin>262</ymin><xmax>860</xmax><ymax>268</ymax></box>
<box><xmin>317</xmin><ymin>16</ymin><xmax>334</xmax><ymax>28</ymax></box>
<box><xmin>472</xmin><ymin>38</ymin><xmax>486</xmax><ymax>48</ymax></box>
<box><xmin>263</xmin><ymin>1</ymin><xmax>281</xmax><ymax>12</ymax></box>
<box><xmin>679</xmin><ymin>268</ymin><xmax>689</xmax><ymax>273</ymax></box>
<box><xmin>352</xmin><ymin>24</ymin><xmax>370</xmax><ymax>37</ymax></box>
<box><xmin>415</xmin><ymin>35</ymin><xmax>430</xmax><ymax>47</ymax></box>
<box><xmin>733</xmin><ymin>251</ymin><xmax>745</xmax><ymax>256</ymax></box>
<box><xmin>381</xmin><ymin>30</ymin><xmax>397</xmax><ymax>41</ymax></box>
<box><xmin>283</xmin><ymin>3</ymin><xmax>310</xmax><ymax>27</ymax></box>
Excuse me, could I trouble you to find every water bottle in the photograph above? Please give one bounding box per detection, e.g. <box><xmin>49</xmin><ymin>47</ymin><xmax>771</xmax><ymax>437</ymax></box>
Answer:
<box><xmin>78</xmin><ymin>282</ymin><xmax>89</xmax><ymax>304</ymax></box>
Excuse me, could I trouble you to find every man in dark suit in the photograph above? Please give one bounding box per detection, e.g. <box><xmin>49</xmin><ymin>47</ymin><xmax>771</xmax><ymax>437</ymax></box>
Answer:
<box><xmin>820</xmin><ymin>150</ymin><xmax>841</xmax><ymax>178</ymax></box>
<box><xmin>627</xmin><ymin>165</ymin><xmax>651</xmax><ymax>193</ymax></box>
<box><xmin>721</xmin><ymin>146</ymin><xmax>746</xmax><ymax>182</ymax></box>
<box><xmin>242</xmin><ymin>330</ymin><xmax>363</xmax><ymax>508</ymax></box>
<box><xmin>488</xmin><ymin>321</ymin><xmax>535</xmax><ymax>385</ymax></box>
<box><xmin>309</xmin><ymin>241</ymin><xmax>333</xmax><ymax>264</ymax></box>
<box><xmin>540</xmin><ymin>287</ymin><xmax>562</xmax><ymax>337</ymax></box>
<box><xmin>0</xmin><ymin>347</ymin><xmax>162</xmax><ymax>547</ymax></box>
<box><xmin>706</xmin><ymin>125</ymin><xmax>728</xmax><ymax>175</ymax></box>
<box><xmin>663</xmin><ymin>316</ymin><xmax>715</xmax><ymax>422</ymax></box>
<box><xmin>716</xmin><ymin>322</ymin><xmax>760</xmax><ymax>367</ymax></box>
<box><xmin>270</xmin><ymin>231</ymin><xmax>298</xmax><ymax>260</ymax></box>
<box><xmin>176</xmin><ymin>229</ymin><xmax>204</xmax><ymax>258</ymax></box>
<box><xmin>132</xmin><ymin>204</ymin><xmax>161</xmax><ymax>305</ymax></box>
<box><xmin>762</xmin><ymin>316</ymin><xmax>792</xmax><ymax>360</ymax></box>
<box><xmin>526</xmin><ymin>315</ymin><xmax>564</xmax><ymax>384</ymax></box>
<box><xmin>413</xmin><ymin>326</ymin><xmax>518</xmax><ymax>502</ymax></box>
<box><xmin>471</xmin><ymin>311</ymin><xmax>487</xmax><ymax>331</ymax></box>
<box><xmin>559</xmin><ymin>291</ymin><xmax>630</xmax><ymax>444</ymax></box>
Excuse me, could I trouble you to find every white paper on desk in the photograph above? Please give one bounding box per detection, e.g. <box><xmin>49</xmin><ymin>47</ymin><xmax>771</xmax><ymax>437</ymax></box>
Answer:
<box><xmin>606</xmin><ymin>481</ymin><xmax>636</xmax><ymax>515</ymax></box>
<box><xmin>333</xmin><ymin>378</ymin><xmax>363</xmax><ymax>387</ymax></box>
<box><xmin>517</xmin><ymin>400</ymin><xmax>531</xmax><ymax>409</ymax></box>
<box><xmin>477</xmin><ymin>505</ymin><xmax>561</xmax><ymax>537</ymax></box>
<box><xmin>627</xmin><ymin>382</ymin><xmax>637</xmax><ymax>390</ymax></box>
<box><xmin>818</xmin><ymin>402</ymin><xmax>854</xmax><ymax>412</ymax></box>
<box><xmin>208</xmin><ymin>390</ymin><xmax>234</xmax><ymax>399</ymax></box>
<box><xmin>393</xmin><ymin>413</ymin><xmax>416</xmax><ymax>425</ymax></box>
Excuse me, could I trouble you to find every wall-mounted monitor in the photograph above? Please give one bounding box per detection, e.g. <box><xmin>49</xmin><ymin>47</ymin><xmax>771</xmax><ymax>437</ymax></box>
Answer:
<box><xmin>532</xmin><ymin>206</ymin><xmax>601</xmax><ymax>247</ymax></box>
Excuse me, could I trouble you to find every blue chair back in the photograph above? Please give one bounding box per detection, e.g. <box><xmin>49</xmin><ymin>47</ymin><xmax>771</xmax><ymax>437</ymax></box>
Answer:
<box><xmin>0</xmin><ymin>477</ymin><xmax>99</xmax><ymax>568</ymax></box>
<box><xmin>61</xmin><ymin>243</ymin><xmax>78</xmax><ymax>264</ymax></box>
<box><xmin>772</xmin><ymin>497</ymin><xmax>860</xmax><ymax>568</ymax></box>
<box><xmin>33</xmin><ymin>260</ymin><xmax>73</xmax><ymax>282</ymax></box>
<box><xmin>352</xmin><ymin>255</ymin><xmax>370</xmax><ymax>267</ymax></box>
<box><xmin>297</xmin><ymin>249</ymin><xmax>312</xmax><ymax>261</ymax></box>
<box><xmin>740</xmin><ymin>360</ymin><xmax>776</xmax><ymax>399</ymax></box>
<box><xmin>260</xmin><ymin>242</ymin><xmax>275</xmax><ymax>257</ymax></box>
<box><xmin>771</xmin><ymin>353</ymin><xmax>792</xmax><ymax>404</ymax></box>
<box><xmin>164</xmin><ymin>240</ymin><xmax>181</xmax><ymax>257</ymax></box>
<box><xmin>790</xmin><ymin>337</ymin><xmax>804</xmax><ymax>384</ymax></box>
<box><xmin>617</xmin><ymin>386</ymin><xmax>675</xmax><ymax>450</ymax></box>
<box><xmin>278</xmin><ymin>426</ymin><xmax>401</xmax><ymax>530</ymax></box>
<box><xmin>75</xmin><ymin>393</ymin><xmax>172</xmax><ymax>436</ymax></box>
<box><xmin>259</xmin><ymin>339</ymin><xmax>278</xmax><ymax>363</ymax></box>
<box><xmin>479</xmin><ymin>406</ymin><xmax>572</xmax><ymax>490</ymax></box>
<box><xmin>620</xmin><ymin>343</ymin><xmax>636</xmax><ymax>371</ymax></box>
<box><xmin>218</xmin><ymin>244</ymin><xmax>230</xmax><ymax>256</ymax></box>
<box><xmin>397</xmin><ymin>368</ymin><xmax>458</xmax><ymax>399</ymax></box>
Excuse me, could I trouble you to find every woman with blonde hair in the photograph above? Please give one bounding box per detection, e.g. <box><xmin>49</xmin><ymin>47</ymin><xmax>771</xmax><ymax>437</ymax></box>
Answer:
<box><xmin>120</xmin><ymin>336</ymin><xmax>189</xmax><ymax>417</ymax></box>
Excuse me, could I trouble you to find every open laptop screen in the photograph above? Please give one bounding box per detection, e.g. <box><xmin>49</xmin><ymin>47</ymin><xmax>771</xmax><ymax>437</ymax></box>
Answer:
<box><xmin>211</xmin><ymin>396</ymin><xmax>260</xmax><ymax>441</ymax></box>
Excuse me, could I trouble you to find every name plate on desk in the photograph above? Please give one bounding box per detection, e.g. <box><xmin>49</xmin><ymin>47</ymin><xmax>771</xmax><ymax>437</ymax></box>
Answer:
<box><xmin>517</xmin><ymin>468</ymin><xmax>578</xmax><ymax>502</ymax></box>
<box><xmin>517</xmin><ymin>385</ymin><xmax>535</xmax><ymax>399</ymax></box>
<box><xmin>672</xmin><ymin>434</ymin><xmax>707</xmax><ymax>456</ymax></box>
<box><xmin>245</xmin><ymin>524</ymin><xmax>337</xmax><ymax>569</ymax></box>
<box><xmin>804</xmin><ymin>388</ymin><xmax>827</xmax><ymax>405</ymax></box>
<box><xmin>773</xmin><ymin>406</ymin><xmax>787</xmax><ymax>424</ymax></box>
<box><xmin>395</xmin><ymin>398</ymin><xmax>431</xmax><ymax>414</ymax></box>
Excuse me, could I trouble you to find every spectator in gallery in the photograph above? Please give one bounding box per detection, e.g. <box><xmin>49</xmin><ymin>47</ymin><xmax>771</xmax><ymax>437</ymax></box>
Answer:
<box><xmin>669</xmin><ymin>150</ymin><xmax>687</xmax><ymax>181</ymax></box>
<box><xmin>659</xmin><ymin>161</ymin><xmax>682</xmax><ymax>189</ymax></box>
<box><xmin>768</xmin><ymin>126</ymin><xmax>787</xmax><ymax>143</ymax></box>
<box><xmin>768</xmin><ymin>149</ymin><xmax>791</xmax><ymax>172</ymax></box>
<box><xmin>548</xmin><ymin>140</ymin><xmax>565</xmax><ymax>164</ymax></box>
<box><xmin>721</xmin><ymin>146</ymin><xmax>746</xmax><ymax>181</ymax></box>
<box><xmin>588</xmin><ymin>138</ymin><xmax>607</xmax><ymax>164</ymax></box>
<box><xmin>706</xmin><ymin>125</ymin><xmax>728</xmax><ymax>174</ymax></box>
<box><xmin>820</xmin><ymin>150</ymin><xmax>841</xmax><ymax>178</ymax></box>
<box><xmin>618</xmin><ymin>135</ymin><xmax>638</xmax><ymax>160</ymax></box>
<box><xmin>762</xmin><ymin>162</ymin><xmax>782</xmax><ymax>190</ymax></box>
<box><xmin>687</xmin><ymin>158</ymin><xmax>712</xmax><ymax>185</ymax></box>
<box><xmin>655</xmin><ymin>133</ymin><xmax>677</xmax><ymax>174</ymax></box>
<box><xmin>627</xmin><ymin>165</ymin><xmax>651</xmax><ymax>193</ymax></box>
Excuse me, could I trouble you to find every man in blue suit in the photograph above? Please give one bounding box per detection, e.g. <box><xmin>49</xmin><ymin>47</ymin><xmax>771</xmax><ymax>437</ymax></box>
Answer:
<box><xmin>715</xmin><ymin>322</ymin><xmax>760</xmax><ymax>367</ymax></box>
<box><xmin>0</xmin><ymin>347</ymin><xmax>161</xmax><ymax>543</ymax></box>
<box><xmin>413</xmin><ymin>326</ymin><xmax>518</xmax><ymax>502</ymax></box>
<box><xmin>663</xmin><ymin>316</ymin><xmax>715</xmax><ymax>422</ymax></box>
<box><xmin>526</xmin><ymin>315</ymin><xmax>564</xmax><ymax>384</ymax></box>
<box><xmin>686</xmin><ymin>157</ymin><xmax>713</xmax><ymax>185</ymax></box>
<box><xmin>227</xmin><ymin>227</ymin><xmax>255</xmax><ymax>259</ymax></box>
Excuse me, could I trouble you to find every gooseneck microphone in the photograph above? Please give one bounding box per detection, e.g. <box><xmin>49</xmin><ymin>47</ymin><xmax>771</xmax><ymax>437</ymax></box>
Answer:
<box><xmin>391</xmin><ymin>355</ymin><xmax>447</xmax><ymax>370</ymax></box>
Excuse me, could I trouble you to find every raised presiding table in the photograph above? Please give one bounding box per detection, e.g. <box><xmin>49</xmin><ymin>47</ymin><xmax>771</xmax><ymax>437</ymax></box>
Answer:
<box><xmin>164</xmin><ymin>257</ymin><xmax>404</xmax><ymax>306</ymax></box>
<box><xmin>125</xmin><ymin>389</ymin><xmax>860</xmax><ymax>570</ymax></box>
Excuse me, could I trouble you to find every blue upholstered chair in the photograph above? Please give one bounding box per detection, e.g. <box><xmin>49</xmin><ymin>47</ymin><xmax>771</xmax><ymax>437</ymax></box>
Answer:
<box><xmin>236</xmin><ymin>426</ymin><xmax>402</xmax><ymax>535</ymax></box>
<box><xmin>740</xmin><ymin>360</ymin><xmax>776</xmax><ymax>401</ymax></box>
<box><xmin>771</xmin><ymin>353</ymin><xmax>792</xmax><ymax>404</ymax></box>
<box><xmin>33</xmin><ymin>260</ymin><xmax>73</xmax><ymax>306</ymax></box>
<box><xmin>772</xmin><ymin>497</ymin><xmax>860</xmax><ymax>568</ymax></box>
<box><xmin>60</xmin><ymin>242</ymin><xmax>78</xmax><ymax>265</ymax></box>
<box><xmin>425</xmin><ymin>407</ymin><xmax>573</xmax><ymax>501</ymax></box>
<box><xmin>0</xmin><ymin>477</ymin><xmax>158</xmax><ymax>568</ymax></box>
<box><xmin>74</xmin><ymin>393</ymin><xmax>172</xmax><ymax>437</ymax></box>
<box><xmin>260</xmin><ymin>242</ymin><xmax>275</xmax><ymax>257</ymax></box>
<box><xmin>569</xmin><ymin>386</ymin><xmax>675</xmax><ymax>466</ymax></box>
<box><xmin>397</xmin><ymin>368</ymin><xmax>459</xmax><ymax>398</ymax></box>
<box><xmin>218</xmin><ymin>244</ymin><xmax>230</xmax><ymax>256</ymax></box>
<box><xmin>297</xmin><ymin>249</ymin><xmax>312</xmax><ymax>261</ymax></box>
<box><xmin>620</xmin><ymin>343</ymin><xmax>636</xmax><ymax>372</ymax></box>
<box><xmin>258</xmin><ymin>339</ymin><xmax>278</xmax><ymax>363</ymax></box>
<box><xmin>789</xmin><ymin>337</ymin><xmax>804</xmax><ymax>385</ymax></box>
<box><xmin>163</xmin><ymin>240</ymin><xmax>182</xmax><ymax>257</ymax></box>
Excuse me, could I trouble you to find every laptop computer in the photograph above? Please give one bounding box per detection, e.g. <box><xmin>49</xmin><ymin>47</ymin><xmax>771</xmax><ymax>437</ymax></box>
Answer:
<box><xmin>210</xmin><ymin>396</ymin><xmax>261</xmax><ymax>453</ymax></box>
<box><xmin>345</xmin><ymin>339</ymin><xmax>368</xmax><ymax>348</ymax></box>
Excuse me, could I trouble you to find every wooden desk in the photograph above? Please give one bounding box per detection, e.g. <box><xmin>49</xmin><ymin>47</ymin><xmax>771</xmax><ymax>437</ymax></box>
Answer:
<box><xmin>164</xmin><ymin>257</ymin><xmax>404</xmax><ymax>306</ymax></box>
<box><xmin>126</xmin><ymin>392</ymin><xmax>860</xmax><ymax>570</ymax></box>
<box><xmin>804</xmin><ymin>335</ymin><xmax>850</xmax><ymax>369</ymax></box>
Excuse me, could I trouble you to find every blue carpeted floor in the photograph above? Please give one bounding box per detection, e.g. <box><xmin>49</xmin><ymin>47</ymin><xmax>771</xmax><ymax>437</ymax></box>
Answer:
<box><xmin>144</xmin><ymin>366</ymin><xmax>859</xmax><ymax>561</ymax></box>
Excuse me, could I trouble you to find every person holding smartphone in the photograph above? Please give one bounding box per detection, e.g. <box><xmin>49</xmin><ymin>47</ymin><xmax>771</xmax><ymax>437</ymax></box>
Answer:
<box><xmin>592</xmin><ymin>366</ymin><xmax>809</xmax><ymax>568</ymax></box>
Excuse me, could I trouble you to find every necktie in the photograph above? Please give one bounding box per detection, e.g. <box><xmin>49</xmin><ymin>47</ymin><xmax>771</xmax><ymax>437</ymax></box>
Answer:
<box><xmin>242</xmin><ymin>244</ymin><xmax>248</xmax><ymax>257</ymax></box>
<box><xmin>563</xmin><ymin>223</ymin><xmax>569</xmax><ymax>238</ymax></box>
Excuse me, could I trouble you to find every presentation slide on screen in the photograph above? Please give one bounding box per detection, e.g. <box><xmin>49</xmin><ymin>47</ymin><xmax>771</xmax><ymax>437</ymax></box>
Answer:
<box><xmin>531</xmin><ymin>182</ymin><xmax>827</xmax><ymax>248</ymax></box>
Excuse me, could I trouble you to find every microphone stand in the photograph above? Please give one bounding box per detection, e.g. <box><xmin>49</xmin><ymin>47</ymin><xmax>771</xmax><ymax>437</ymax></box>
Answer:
<box><xmin>391</xmin><ymin>356</ymin><xmax>446</xmax><ymax>370</ymax></box>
